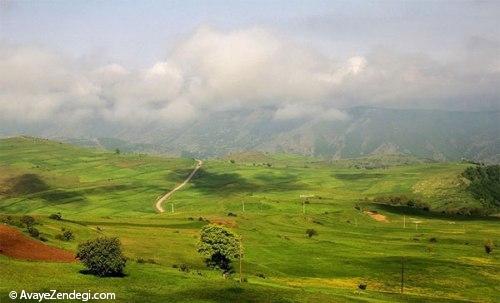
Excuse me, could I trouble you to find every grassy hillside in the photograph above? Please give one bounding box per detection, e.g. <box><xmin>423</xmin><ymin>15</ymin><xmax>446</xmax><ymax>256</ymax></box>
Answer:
<box><xmin>0</xmin><ymin>137</ymin><xmax>499</xmax><ymax>302</ymax></box>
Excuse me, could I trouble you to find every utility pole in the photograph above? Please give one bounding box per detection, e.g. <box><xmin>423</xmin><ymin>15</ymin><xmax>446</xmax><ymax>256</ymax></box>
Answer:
<box><xmin>400</xmin><ymin>257</ymin><xmax>405</xmax><ymax>294</ymax></box>
<box><xmin>171</xmin><ymin>203</ymin><xmax>174</xmax><ymax>213</ymax></box>
<box><xmin>403</xmin><ymin>215</ymin><xmax>406</xmax><ymax>228</ymax></box>
<box><xmin>242</xmin><ymin>201</ymin><xmax>245</xmax><ymax>212</ymax></box>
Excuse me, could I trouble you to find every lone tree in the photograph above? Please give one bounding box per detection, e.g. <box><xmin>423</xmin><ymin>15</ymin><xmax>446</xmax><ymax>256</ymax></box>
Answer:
<box><xmin>76</xmin><ymin>237</ymin><xmax>126</xmax><ymax>276</ymax></box>
<box><xmin>197</xmin><ymin>224</ymin><xmax>241</xmax><ymax>273</ymax></box>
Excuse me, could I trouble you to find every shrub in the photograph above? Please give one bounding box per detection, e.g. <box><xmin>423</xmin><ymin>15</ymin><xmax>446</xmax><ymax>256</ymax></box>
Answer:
<box><xmin>39</xmin><ymin>236</ymin><xmax>48</xmax><ymax>242</ymax></box>
<box><xmin>56</xmin><ymin>229</ymin><xmax>74</xmax><ymax>241</ymax></box>
<box><xmin>256</xmin><ymin>273</ymin><xmax>266</xmax><ymax>279</ymax></box>
<box><xmin>485</xmin><ymin>240</ymin><xmax>494</xmax><ymax>254</ymax></box>
<box><xmin>429</xmin><ymin>237</ymin><xmax>438</xmax><ymax>243</ymax></box>
<box><xmin>306</xmin><ymin>229</ymin><xmax>318</xmax><ymax>238</ymax></box>
<box><xmin>227</xmin><ymin>212</ymin><xmax>237</xmax><ymax>217</ymax></box>
<box><xmin>229</xmin><ymin>159</ymin><xmax>235</xmax><ymax>164</ymax></box>
<box><xmin>358</xmin><ymin>282</ymin><xmax>367</xmax><ymax>290</ymax></box>
<box><xmin>197</xmin><ymin>224</ymin><xmax>241</xmax><ymax>273</ymax></box>
<box><xmin>20</xmin><ymin>215</ymin><xmax>35</xmax><ymax>227</ymax></box>
<box><xmin>76</xmin><ymin>237</ymin><xmax>126</xmax><ymax>276</ymax></box>
<box><xmin>49</xmin><ymin>213</ymin><xmax>62</xmax><ymax>220</ymax></box>
<box><xmin>27</xmin><ymin>226</ymin><xmax>40</xmax><ymax>238</ymax></box>
<box><xmin>179</xmin><ymin>263</ymin><xmax>190</xmax><ymax>272</ymax></box>
<box><xmin>1</xmin><ymin>215</ymin><xmax>14</xmax><ymax>225</ymax></box>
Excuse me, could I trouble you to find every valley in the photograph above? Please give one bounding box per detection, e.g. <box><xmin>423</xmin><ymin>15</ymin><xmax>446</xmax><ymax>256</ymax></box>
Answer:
<box><xmin>0</xmin><ymin>137</ymin><xmax>498</xmax><ymax>302</ymax></box>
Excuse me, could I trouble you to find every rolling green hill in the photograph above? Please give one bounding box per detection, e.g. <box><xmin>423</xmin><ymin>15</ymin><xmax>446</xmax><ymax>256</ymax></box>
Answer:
<box><xmin>0</xmin><ymin>137</ymin><xmax>499</xmax><ymax>302</ymax></box>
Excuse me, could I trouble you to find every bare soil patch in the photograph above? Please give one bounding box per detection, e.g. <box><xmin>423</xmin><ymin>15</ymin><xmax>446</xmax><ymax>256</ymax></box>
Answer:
<box><xmin>364</xmin><ymin>210</ymin><xmax>389</xmax><ymax>222</ymax></box>
<box><xmin>0</xmin><ymin>225</ymin><xmax>75</xmax><ymax>262</ymax></box>
<box><xmin>209</xmin><ymin>218</ymin><xmax>238</xmax><ymax>228</ymax></box>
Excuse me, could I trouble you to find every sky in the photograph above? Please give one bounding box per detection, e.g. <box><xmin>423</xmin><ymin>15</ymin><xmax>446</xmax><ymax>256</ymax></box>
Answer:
<box><xmin>1</xmin><ymin>0</ymin><xmax>499</xmax><ymax>126</ymax></box>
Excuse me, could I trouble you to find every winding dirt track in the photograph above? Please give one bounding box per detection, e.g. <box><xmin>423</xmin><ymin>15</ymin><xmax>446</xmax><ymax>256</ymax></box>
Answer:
<box><xmin>155</xmin><ymin>159</ymin><xmax>203</xmax><ymax>213</ymax></box>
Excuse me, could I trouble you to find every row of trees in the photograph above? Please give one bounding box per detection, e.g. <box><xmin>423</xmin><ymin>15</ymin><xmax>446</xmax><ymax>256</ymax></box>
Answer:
<box><xmin>75</xmin><ymin>224</ymin><xmax>242</xmax><ymax>277</ymax></box>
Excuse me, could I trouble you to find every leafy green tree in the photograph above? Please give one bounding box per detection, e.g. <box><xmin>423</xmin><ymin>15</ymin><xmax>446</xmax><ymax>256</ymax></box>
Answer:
<box><xmin>197</xmin><ymin>224</ymin><xmax>241</xmax><ymax>273</ymax></box>
<box><xmin>76</xmin><ymin>237</ymin><xmax>126</xmax><ymax>276</ymax></box>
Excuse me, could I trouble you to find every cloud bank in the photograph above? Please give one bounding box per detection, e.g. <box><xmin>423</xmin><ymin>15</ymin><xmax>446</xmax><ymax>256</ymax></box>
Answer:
<box><xmin>1</xmin><ymin>27</ymin><xmax>499</xmax><ymax>127</ymax></box>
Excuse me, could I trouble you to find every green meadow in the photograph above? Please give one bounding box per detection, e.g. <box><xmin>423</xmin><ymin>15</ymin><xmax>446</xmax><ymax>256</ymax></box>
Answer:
<box><xmin>0</xmin><ymin>137</ymin><xmax>498</xmax><ymax>302</ymax></box>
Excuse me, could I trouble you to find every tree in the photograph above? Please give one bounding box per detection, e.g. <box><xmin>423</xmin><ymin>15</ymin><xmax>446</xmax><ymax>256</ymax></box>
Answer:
<box><xmin>197</xmin><ymin>224</ymin><xmax>241</xmax><ymax>273</ymax></box>
<box><xmin>115</xmin><ymin>148</ymin><xmax>120</xmax><ymax>155</ymax></box>
<box><xmin>76</xmin><ymin>237</ymin><xmax>126</xmax><ymax>276</ymax></box>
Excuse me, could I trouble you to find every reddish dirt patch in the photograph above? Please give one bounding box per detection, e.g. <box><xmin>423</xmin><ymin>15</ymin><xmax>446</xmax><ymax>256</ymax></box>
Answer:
<box><xmin>364</xmin><ymin>210</ymin><xmax>389</xmax><ymax>223</ymax></box>
<box><xmin>0</xmin><ymin>224</ymin><xmax>75</xmax><ymax>262</ymax></box>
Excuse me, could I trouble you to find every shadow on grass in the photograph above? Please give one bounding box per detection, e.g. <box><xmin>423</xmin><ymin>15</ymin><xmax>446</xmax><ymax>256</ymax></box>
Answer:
<box><xmin>78</xmin><ymin>269</ymin><xmax>127</xmax><ymax>278</ymax></box>
<box><xmin>370</xmin><ymin>203</ymin><xmax>500</xmax><ymax>222</ymax></box>
<box><xmin>131</xmin><ymin>284</ymin><xmax>297</xmax><ymax>303</ymax></box>
<box><xmin>3</xmin><ymin>173</ymin><xmax>87</xmax><ymax>204</ymax></box>
<box><xmin>334</xmin><ymin>173</ymin><xmax>386</xmax><ymax>180</ymax></box>
<box><xmin>253</xmin><ymin>172</ymin><xmax>309</xmax><ymax>191</ymax></box>
<box><xmin>166</xmin><ymin>168</ymin><xmax>260</xmax><ymax>196</ymax></box>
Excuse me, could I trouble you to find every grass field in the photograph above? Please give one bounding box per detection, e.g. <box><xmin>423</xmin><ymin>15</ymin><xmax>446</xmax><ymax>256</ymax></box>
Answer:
<box><xmin>0</xmin><ymin>137</ymin><xmax>498</xmax><ymax>302</ymax></box>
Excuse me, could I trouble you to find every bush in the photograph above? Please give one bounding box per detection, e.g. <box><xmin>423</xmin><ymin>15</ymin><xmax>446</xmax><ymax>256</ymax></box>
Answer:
<box><xmin>49</xmin><ymin>213</ymin><xmax>62</xmax><ymax>220</ymax></box>
<box><xmin>27</xmin><ymin>226</ymin><xmax>40</xmax><ymax>238</ymax></box>
<box><xmin>76</xmin><ymin>237</ymin><xmax>126</xmax><ymax>276</ymax></box>
<box><xmin>485</xmin><ymin>240</ymin><xmax>494</xmax><ymax>254</ymax></box>
<box><xmin>227</xmin><ymin>212</ymin><xmax>237</xmax><ymax>217</ymax></box>
<box><xmin>256</xmin><ymin>273</ymin><xmax>266</xmax><ymax>279</ymax></box>
<box><xmin>179</xmin><ymin>263</ymin><xmax>190</xmax><ymax>272</ymax></box>
<box><xmin>358</xmin><ymin>282</ymin><xmax>367</xmax><ymax>290</ymax></box>
<box><xmin>56</xmin><ymin>229</ymin><xmax>74</xmax><ymax>241</ymax></box>
<box><xmin>306</xmin><ymin>229</ymin><xmax>318</xmax><ymax>238</ymax></box>
<box><xmin>39</xmin><ymin>236</ymin><xmax>48</xmax><ymax>242</ymax></box>
<box><xmin>20</xmin><ymin>215</ymin><xmax>35</xmax><ymax>227</ymax></box>
<box><xmin>429</xmin><ymin>237</ymin><xmax>438</xmax><ymax>243</ymax></box>
<box><xmin>1</xmin><ymin>215</ymin><xmax>14</xmax><ymax>225</ymax></box>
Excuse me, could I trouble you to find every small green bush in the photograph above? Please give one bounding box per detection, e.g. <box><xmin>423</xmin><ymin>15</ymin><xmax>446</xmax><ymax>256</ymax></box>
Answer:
<box><xmin>20</xmin><ymin>215</ymin><xmax>35</xmax><ymax>227</ymax></box>
<box><xmin>56</xmin><ymin>229</ymin><xmax>74</xmax><ymax>241</ymax></box>
<box><xmin>27</xmin><ymin>226</ymin><xmax>40</xmax><ymax>238</ymax></box>
<box><xmin>485</xmin><ymin>240</ymin><xmax>494</xmax><ymax>254</ymax></box>
<box><xmin>306</xmin><ymin>229</ymin><xmax>318</xmax><ymax>238</ymax></box>
<box><xmin>49</xmin><ymin>213</ymin><xmax>62</xmax><ymax>220</ymax></box>
<box><xmin>179</xmin><ymin>264</ymin><xmax>190</xmax><ymax>272</ymax></box>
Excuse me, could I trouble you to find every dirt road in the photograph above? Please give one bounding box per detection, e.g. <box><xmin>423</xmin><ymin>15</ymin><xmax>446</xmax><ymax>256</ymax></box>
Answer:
<box><xmin>155</xmin><ymin>159</ymin><xmax>203</xmax><ymax>213</ymax></box>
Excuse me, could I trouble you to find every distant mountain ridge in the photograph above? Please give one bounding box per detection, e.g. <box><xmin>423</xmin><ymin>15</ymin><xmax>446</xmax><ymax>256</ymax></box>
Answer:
<box><xmin>2</xmin><ymin>107</ymin><xmax>499</xmax><ymax>162</ymax></box>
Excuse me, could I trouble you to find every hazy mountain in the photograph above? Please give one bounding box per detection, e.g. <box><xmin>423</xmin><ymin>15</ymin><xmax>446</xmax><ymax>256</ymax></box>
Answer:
<box><xmin>2</xmin><ymin>107</ymin><xmax>499</xmax><ymax>162</ymax></box>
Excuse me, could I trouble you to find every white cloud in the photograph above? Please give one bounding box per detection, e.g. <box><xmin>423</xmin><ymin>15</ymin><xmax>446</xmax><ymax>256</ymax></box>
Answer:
<box><xmin>0</xmin><ymin>28</ymin><xmax>499</xmax><ymax>128</ymax></box>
